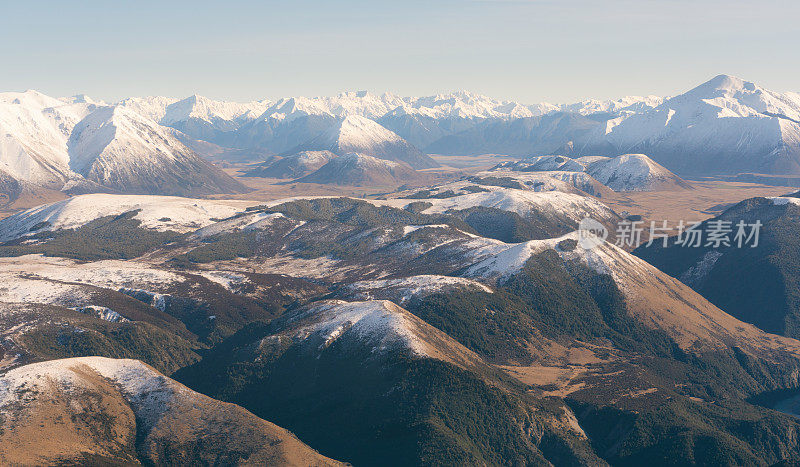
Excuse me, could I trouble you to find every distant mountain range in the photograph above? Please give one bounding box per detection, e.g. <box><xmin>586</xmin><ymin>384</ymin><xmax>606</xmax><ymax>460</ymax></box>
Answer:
<box><xmin>588</xmin><ymin>75</ymin><xmax>800</xmax><ymax>176</ymax></box>
<box><xmin>2</xmin><ymin>75</ymin><xmax>799</xmax><ymax>198</ymax></box>
<box><xmin>0</xmin><ymin>91</ymin><xmax>248</xmax><ymax>198</ymax></box>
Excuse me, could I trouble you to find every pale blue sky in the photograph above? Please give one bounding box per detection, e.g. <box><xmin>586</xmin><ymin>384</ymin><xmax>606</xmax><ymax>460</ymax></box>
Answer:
<box><xmin>2</xmin><ymin>0</ymin><xmax>798</xmax><ymax>103</ymax></box>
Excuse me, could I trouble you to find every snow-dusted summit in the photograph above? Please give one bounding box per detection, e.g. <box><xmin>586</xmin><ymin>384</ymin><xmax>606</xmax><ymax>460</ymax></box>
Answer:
<box><xmin>120</xmin><ymin>94</ymin><xmax>272</xmax><ymax>142</ymax></box>
<box><xmin>0</xmin><ymin>357</ymin><xmax>342</xmax><ymax>465</ymax></box>
<box><xmin>287</xmin><ymin>115</ymin><xmax>438</xmax><ymax>169</ymax></box>
<box><xmin>0</xmin><ymin>193</ymin><xmax>254</xmax><ymax>242</ymax></box>
<box><xmin>67</xmin><ymin>105</ymin><xmax>247</xmax><ymax>196</ymax></box>
<box><xmin>492</xmin><ymin>153</ymin><xmax>687</xmax><ymax>191</ymax></box>
<box><xmin>582</xmin><ymin>154</ymin><xmax>690</xmax><ymax>191</ymax></box>
<box><xmin>0</xmin><ymin>91</ymin><xmax>248</xmax><ymax>198</ymax></box>
<box><xmin>0</xmin><ymin>90</ymin><xmax>96</xmax><ymax>189</ymax></box>
<box><xmin>593</xmin><ymin>75</ymin><xmax>800</xmax><ymax>175</ymax></box>
<box><xmin>244</xmin><ymin>150</ymin><xmax>337</xmax><ymax>178</ymax></box>
<box><xmin>295</xmin><ymin>152</ymin><xmax>422</xmax><ymax>186</ymax></box>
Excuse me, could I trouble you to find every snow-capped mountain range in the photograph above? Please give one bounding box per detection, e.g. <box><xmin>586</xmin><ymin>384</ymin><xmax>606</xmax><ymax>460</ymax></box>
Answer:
<box><xmin>2</xmin><ymin>75</ymin><xmax>799</xmax><ymax>199</ymax></box>
<box><xmin>0</xmin><ymin>91</ymin><xmax>247</xmax><ymax>198</ymax></box>
<box><xmin>587</xmin><ymin>75</ymin><xmax>800</xmax><ymax>175</ymax></box>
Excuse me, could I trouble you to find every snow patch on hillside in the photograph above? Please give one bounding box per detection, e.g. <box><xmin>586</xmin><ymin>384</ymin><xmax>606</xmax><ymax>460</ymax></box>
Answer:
<box><xmin>71</xmin><ymin>305</ymin><xmax>129</xmax><ymax>322</ymax></box>
<box><xmin>193</xmin><ymin>212</ymin><xmax>288</xmax><ymax>238</ymax></box>
<box><xmin>0</xmin><ymin>255</ymin><xmax>182</xmax><ymax>291</ymax></box>
<box><xmin>0</xmin><ymin>357</ymin><xmax>183</xmax><ymax>431</ymax></box>
<box><xmin>402</xmin><ymin>225</ymin><xmax>450</xmax><ymax>236</ymax></box>
<box><xmin>584</xmin><ymin>154</ymin><xmax>686</xmax><ymax>191</ymax></box>
<box><xmin>465</xmin><ymin>231</ymin><xmax>650</xmax><ymax>284</ymax></box>
<box><xmin>771</xmin><ymin>197</ymin><xmax>800</xmax><ymax>206</ymax></box>
<box><xmin>0</xmin><ymin>194</ymin><xmax>254</xmax><ymax>241</ymax></box>
<box><xmin>346</xmin><ymin>275</ymin><xmax>493</xmax><ymax>303</ymax></box>
<box><xmin>195</xmin><ymin>271</ymin><xmax>250</xmax><ymax>291</ymax></box>
<box><xmin>680</xmin><ymin>251</ymin><xmax>723</xmax><ymax>286</ymax></box>
<box><xmin>294</xmin><ymin>300</ymin><xmax>429</xmax><ymax>355</ymax></box>
<box><xmin>410</xmin><ymin>189</ymin><xmax>616</xmax><ymax>222</ymax></box>
<box><xmin>0</xmin><ymin>275</ymin><xmax>88</xmax><ymax>305</ymax></box>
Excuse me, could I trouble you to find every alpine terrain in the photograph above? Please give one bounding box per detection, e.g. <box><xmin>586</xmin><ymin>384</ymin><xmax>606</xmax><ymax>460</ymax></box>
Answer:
<box><xmin>3</xmin><ymin>73</ymin><xmax>800</xmax><ymax>466</ymax></box>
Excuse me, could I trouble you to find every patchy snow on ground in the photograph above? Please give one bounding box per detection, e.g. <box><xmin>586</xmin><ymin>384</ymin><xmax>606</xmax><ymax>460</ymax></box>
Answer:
<box><xmin>346</xmin><ymin>275</ymin><xmax>493</xmax><ymax>303</ymax></box>
<box><xmin>118</xmin><ymin>288</ymin><xmax>169</xmax><ymax>311</ymax></box>
<box><xmin>258</xmin><ymin>188</ymin><xmax>615</xmax><ymax>225</ymax></box>
<box><xmin>195</xmin><ymin>271</ymin><xmax>250</xmax><ymax>291</ymax></box>
<box><xmin>402</xmin><ymin>190</ymin><xmax>615</xmax><ymax>223</ymax></box>
<box><xmin>0</xmin><ymin>357</ymin><xmax>183</xmax><ymax>431</ymax></box>
<box><xmin>0</xmin><ymin>275</ymin><xmax>88</xmax><ymax>305</ymax></box>
<box><xmin>0</xmin><ymin>194</ymin><xmax>256</xmax><ymax>241</ymax></box>
<box><xmin>255</xmin><ymin>255</ymin><xmax>352</xmax><ymax>280</ymax></box>
<box><xmin>0</xmin><ymin>255</ymin><xmax>182</xmax><ymax>290</ymax></box>
<box><xmin>493</xmin><ymin>155</ymin><xmax>586</xmax><ymax>172</ymax></box>
<box><xmin>771</xmin><ymin>197</ymin><xmax>800</xmax><ymax>206</ymax></box>
<box><xmin>0</xmin><ymin>257</ymin><xmax>182</xmax><ymax>310</ymax></box>
<box><xmin>71</xmin><ymin>305</ymin><xmax>129</xmax><ymax>323</ymax></box>
<box><xmin>402</xmin><ymin>224</ymin><xmax>450</xmax><ymax>236</ymax></box>
<box><xmin>192</xmin><ymin>212</ymin><xmax>288</xmax><ymax>238</ymax></box>
<box><xmin>464</xmin><ymin>231</ymin><xmax>650</xmax><ymax>285</ymax></box>
<box><xmin>292</xmin><ymin>300</ymin><xmax>429</xmax><ymax>356</ymax></box>
<box><xmin>680</xmin><ymin>250</ymin><xmax>723</xmax><ymax>286</ymax></box>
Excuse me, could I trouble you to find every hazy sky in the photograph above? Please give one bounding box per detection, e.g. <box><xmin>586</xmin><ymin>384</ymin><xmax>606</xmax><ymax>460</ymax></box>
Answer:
<box><xmin>2</xmin><ymin>0</ymin><xmax>798</xmax><ymax>104</ymax></box>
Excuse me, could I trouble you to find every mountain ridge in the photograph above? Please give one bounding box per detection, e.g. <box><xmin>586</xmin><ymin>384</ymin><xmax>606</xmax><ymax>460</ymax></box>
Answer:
<box><xmin>285</xmin><ymin>115</ymin><xmax>439</xmax><ymax>169</ymax></box>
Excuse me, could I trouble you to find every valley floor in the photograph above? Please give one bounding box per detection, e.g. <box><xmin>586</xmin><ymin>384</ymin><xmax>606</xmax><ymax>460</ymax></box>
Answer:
<box><xmin>590</xmin><ymin>179</ymin><xmax>793</xmax><ymax>224</ymax></box>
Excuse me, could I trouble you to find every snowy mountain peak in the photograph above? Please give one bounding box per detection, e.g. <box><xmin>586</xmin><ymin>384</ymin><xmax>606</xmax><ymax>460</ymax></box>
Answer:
<box><xmin>288</xmin><ymin>114</ymin><xmax>438</xmax><ymax>169</ymax></box>
<box><xmin>335</xmin><ymin>115</ymin><xmax>403</xmax><ymax>145</ymax></box>
<box><xmin>592</xmin><ymin>75</ymin><xmax>800</xmax><ymax>175</ymax></box>
<box><xmin>0</xmin><ymin>90</ymin><xmax>100</xmax><ymax>187</ymax></box>
<box><xmin>0</xmin><ymin>89</ymin><xmax>64</xmax><ymax>108</ymax></box>
<box><xmin>295</xmin><ymin>152</ymin><xmax>421</xmax><ymax>185</ymax></box>
<box><xmin>60</xmin><ymin>94</ymin><xmax>103</xmax><ymax>106</ymax></box>
<box><xmin>292</xmin><ymin>300</ymin><xmax>431</xmax><ymax>356</ymax></box>
<box><xmin>694</xmin><ymin>74</ymin><xmax>755</xmax><ymax>94</ymax></box>
<box><xmin>118</xmin><ymin>94</ymin><xmax>271</xmax><ymax>126</ymax></box>
<box><xmin>584</xmin><ymin>153</ymin><xmax>689</xmax><ymax>191</ymax></box>
<box><xmin>266</xmin><ymin>96</ymin><xmax>334</xmax><ymax>120</ymax></box>
<box><xmin>67</xmin><ymin>105</ymin><xmax>157</xmax><ymax>173</ymax></box>
<box><xmin>667</xmin><ymin>74</ymin><xmax>799</xmax><ymax>119</ymax></box>
<box><xmin>338</xmin><ymin>151</ymin><xmax>402</xmax><ymax>168</ymax></box>
<box><xmin>492</xmin><ymin>154</ymin><xmax>687</xmax><ymax>191</ymax></box>
<box><xmin>67</xmin><ymin>104</ymin><xmax>248</xmax><ymax>195</ymax></box>
<box><xmin>162</xmin><ymin>94</ymin><xmax>271</xmax><ymax>125</ymax></box>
